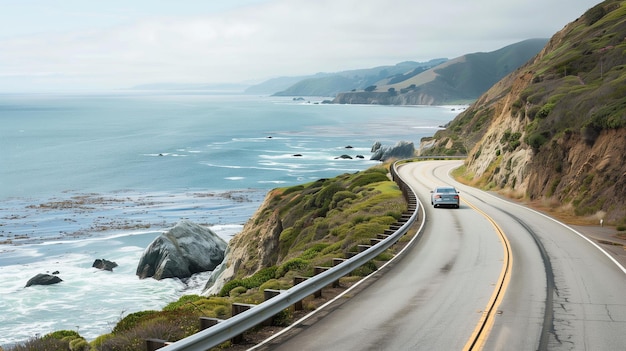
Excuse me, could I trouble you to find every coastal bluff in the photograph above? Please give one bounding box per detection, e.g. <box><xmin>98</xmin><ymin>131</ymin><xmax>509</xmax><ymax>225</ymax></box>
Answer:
<box><xmin>203</xmin><ymin>165</ymin><xmax>408</xmax><ymax>296</ymax></box>
<box><xmin>421</xmin><ymin>2</ymin><xmax>626</xmax><ymax>223</ymax></box>
<box><xmin>136</xmin><ymin>220</ymin><xmax>227</xmax><ymax>280</ymax></box>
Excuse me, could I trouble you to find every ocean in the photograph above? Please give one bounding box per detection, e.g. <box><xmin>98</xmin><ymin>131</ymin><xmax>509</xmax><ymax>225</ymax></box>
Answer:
<box><xmin>0</xmin><ymin>92</ymin><xmax>461</xmax><ymax>345</ymax></box>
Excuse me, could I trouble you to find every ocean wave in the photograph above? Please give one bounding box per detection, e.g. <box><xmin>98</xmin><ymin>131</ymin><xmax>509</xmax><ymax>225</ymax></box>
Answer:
<box><xmin>143</xmin><ymin>152</ymin><xmax>188</xmax><ymax>157</ymax></box>
<box><xmin>225</xmin><ymin>176</ymin><xmax>245</xmax><ymax>181</ymax></box>
<box><xmin>411</xmin><ymin>126</ymin><xmax>446</xmax><ymax>130</ymax></box>
<box><xmin>258</xmin><ymin>180</ymin><xmax>287</xmax><ymax>184</ymax></box>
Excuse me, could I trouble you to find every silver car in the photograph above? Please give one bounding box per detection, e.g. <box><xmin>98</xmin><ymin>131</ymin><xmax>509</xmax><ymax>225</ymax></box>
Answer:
<box><xmin>430</xmin><ymin>186</ymin><xmax>460</xmax><ymax>208</ymax></box>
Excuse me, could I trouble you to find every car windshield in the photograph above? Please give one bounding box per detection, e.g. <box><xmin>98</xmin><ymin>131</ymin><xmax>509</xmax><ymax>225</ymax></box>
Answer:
<box><xmin>437</xmin><ymin>188</ymin><xmax>456</xmax><ymax>193</ymax></box>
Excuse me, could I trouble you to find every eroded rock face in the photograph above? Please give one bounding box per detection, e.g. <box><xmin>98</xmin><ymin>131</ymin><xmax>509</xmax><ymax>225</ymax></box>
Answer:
<box><xmin>203</xmin><ymin>191</ymin><xmax>283</xmax><ymax>295</ymax></box>
<box><xmin>370</xmin><ymin>141</ymin><xmax>416</xmax><ymax>161</ymax></box>
<box><xmin>25</xmin><ymin>273</ymin><xmax>63</xmax><ymax>287</ymax></box>
<box><xmin>136</xmin><ymin>220</ymin><xmax>227</xmax><ymax>280</ymax></box>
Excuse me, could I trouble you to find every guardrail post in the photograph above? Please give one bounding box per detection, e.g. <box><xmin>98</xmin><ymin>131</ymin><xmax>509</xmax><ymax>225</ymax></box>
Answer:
<box><xmin>332</xmin><ymin>258</ymin><xmax>346</xmax><ymax>266</ymax></box>
<box><xmin>331</xmin><ymin>258</ymin><xmax>346</xmax><ymax>287</ymax></box>
<box><xmin>293</xmin><ymin>276</ymin><xmax>307</xmax><ymax>310</ymax></box>
<box><xmin>357</xmin><ymin>244</ymin><xmax>371</xmax><ymax>253</ymax></box>
<box><xmin>263</xmin><ymin>289</ymin><xmax>282</xmax><ymax>326</ymax></box>
<box><xmin>370</xmin><ymin>238</ymin><xmax>383</xmax><ymax>246</ymax></box>
<box><xmin>231</xmin><ymin>303</ymin><xmax>256</xmax><ymax>344</ymax></box>
<box><xmin>264</xmin><ymin>288</ymin><xmax>281</xmax><ymax>301</ymax></box>
<box><xmin>199</xmin><ymin>317</ymin><xmax>221</xmax><ymax>330</ymax></box>
<box><xmin>314</xmin><ymin>266</ymin><xmax>330</xmax><ymax>297</ymax></box>
<box><xmin>146</xmin><ymin>339</ymin><xmax>170</xmax><ymax>351</ymax></box>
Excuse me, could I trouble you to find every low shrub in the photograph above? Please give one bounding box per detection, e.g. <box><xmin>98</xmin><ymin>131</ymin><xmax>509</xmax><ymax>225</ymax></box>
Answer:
<box><xmin>3</xmin><ymin>336</ymin><xmax>68</xmax><ymax>351</ymax></box>
<box><xmin>90</xmin><ymin>334</ymin><xmax>115</xmax><ymax>349</ymax></box>
<box><xmin>69</xmin><ymin>338</ymin><xmax>89</xmax><ymax>351</ymax></box>
<box><xmin>526</xmin><ymin>132</ymin><xmax>549</xmax><ymax>150</ymax></box>
<box><xmin>229</xmin><ymin>286</ymin><xmax>248</xmax><ymax>297</ymax></box>
<box><xmin>45</xmin><ymin>330</ymin><xmax>81</xmax><ymax>340</ymax></box>
<box><xmin>536</xmin><ymin>102</ymin><xmax>556</xmax><ymax>119</ymax></box>
<box><xmin>272</xmin><ymin>309</ymin><xmax>293</xmax><ymax>327</ymax></box>
<box><xmin>276</xmin><ymin>257</ymin><xmax>310</xmax><ymax>277</ymax></box>
<box><xmin>113</xmin><ymin>310</ymin><xmax>160</xmax><ymax>334</ymax></box>
<box><xmin>99</xmin><ymin>310</ymin><xmax>200</xmax><ymax>351</ymax></box>
<box><xmin>219</xmin><ymin>267</ymin><xmax>278</xmax><ymax>297</ymax></box>
<box><xmin>348</xmin><ymin>172</ymin><xmax>389</xmax><ymax>190</ymax></box>
<box><xmin>351</xmin><ymin>260</ymin><xmax>378</xmax><ymax>276</ymax></box>
<box><xmin>163</xmin><ymin>294</ymin><xmax>204</xmax><ymax>311</ymax></box>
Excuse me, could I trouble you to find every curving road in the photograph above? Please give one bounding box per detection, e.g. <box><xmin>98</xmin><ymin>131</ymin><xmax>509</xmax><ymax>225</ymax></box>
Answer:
<box><xmin>260</xmin><ymin>160</ymin><xmax>626</xmax><ymax>350</ymax></box>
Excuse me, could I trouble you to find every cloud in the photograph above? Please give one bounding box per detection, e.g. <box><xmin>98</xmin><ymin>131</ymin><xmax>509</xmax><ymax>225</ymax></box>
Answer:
<box><xmin>0</xmin><ymin>0</ymin><xmax>598</xmax><ymax>90</ymax></box>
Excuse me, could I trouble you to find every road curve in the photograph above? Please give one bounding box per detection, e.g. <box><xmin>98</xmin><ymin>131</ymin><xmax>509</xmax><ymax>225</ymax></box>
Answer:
<box><xmin>256</xmin><ymin>160</ymin><xmax>626</xmax><ymax>350</ymax></box>
<box><xmin>261</xmin><ymin>161</ymin><xmax>508</xmax><ymax>350</ymax></box>
<box><xmin>422</xmin><ymin>160</ymin><xmax>626</xmax><ymax>350</ymax></box>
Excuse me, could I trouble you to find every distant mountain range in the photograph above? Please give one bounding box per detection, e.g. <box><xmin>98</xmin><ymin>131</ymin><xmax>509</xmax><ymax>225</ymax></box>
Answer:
<box><xmin>131</xmin><ymin>39</ymin><xmax>548</xmax><ymax>105</ymax></box>
<box><xmin>332</xmin><ymin>38</ymin><xmax>548</xmax><ymax>105</ymax></box>
<box><xmin>245</xmin><ymin>59</ymin><xmax>447</xmax><ymax>96</ymax></box>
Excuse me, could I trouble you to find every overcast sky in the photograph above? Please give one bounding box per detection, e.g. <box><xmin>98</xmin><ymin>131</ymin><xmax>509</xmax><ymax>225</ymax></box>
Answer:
<box><xmin>0</xmin><ymin>0</ymin><xmax>601</xmax><ymax>91</ymax></box>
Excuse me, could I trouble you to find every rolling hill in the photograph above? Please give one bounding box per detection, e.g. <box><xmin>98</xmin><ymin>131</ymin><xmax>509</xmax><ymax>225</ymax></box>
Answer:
<box><xmin>333</xmin><ymin>38</ymin><xmax>548</xmax><ymax>105</ymax></box>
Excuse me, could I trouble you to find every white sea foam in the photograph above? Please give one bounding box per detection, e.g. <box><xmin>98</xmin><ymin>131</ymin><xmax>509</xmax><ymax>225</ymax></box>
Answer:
<box><xmin>412</xmin><ymin>125</ymin><xmax>446</xmax><ymax>129</ymax></box>
<box><xmin>0</xmin><ymin>231</ymin><xmax>203</xmax><ymax>345</ymax></box>
<box><xmin>258</xmin><ymin>180</ymin><xmax>287</xmax><ymax>184</ymax></box>
<box><xmin>1</xmin><ymin>93</ymin><xmax>461</xmax><ymax>346</ymax></box>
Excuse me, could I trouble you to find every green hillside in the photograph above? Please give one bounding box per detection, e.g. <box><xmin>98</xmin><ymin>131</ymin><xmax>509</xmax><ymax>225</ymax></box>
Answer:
<box><xmin>333</xmin><ymin>39</ymin><xmax>548</xmax><ymax>105</ymax></box>
<box><xmin>259</xmin><ymin>59</ymin><xmax>447</xmax><ymax>96</ymax></box>
<box><xmin>423</xmin><ymin>0</ymin><xmax>626</xmax><ymax>224</ymax></box>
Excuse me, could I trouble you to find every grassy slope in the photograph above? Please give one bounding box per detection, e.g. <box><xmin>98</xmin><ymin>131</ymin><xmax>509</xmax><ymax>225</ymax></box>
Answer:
<box><xmin>332</xmin><ymin>38</ymin><xmax>547</xmax><ymax>105</ymax></box>
<box><xmin>17</xmin><ymin>165</ymin><xmax>408</xmax><ymax>350</ymax></box>
<box><xmin>423</xmin><ymin>0</ymin><xmax>626</xmax><ymax>223</ymax></box>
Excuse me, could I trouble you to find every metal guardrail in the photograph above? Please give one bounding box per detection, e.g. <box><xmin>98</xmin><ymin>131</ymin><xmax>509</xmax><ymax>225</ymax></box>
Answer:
<box><xmin>160</xmin><ymin>161</ymin><xmax>419</xmax><ymax>351</ymax></box>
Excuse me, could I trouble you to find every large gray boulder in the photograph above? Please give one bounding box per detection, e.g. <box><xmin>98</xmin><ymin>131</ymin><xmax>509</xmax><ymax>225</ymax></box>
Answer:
<box><xmin>370</xmin><ymin>141</ymin><xmax>416</xmax><ymax>161</ymax></box>
<box><xmin>136</xmin><ymin>220</ymin><xmax>227</xmax><ymax>280</ymax></box>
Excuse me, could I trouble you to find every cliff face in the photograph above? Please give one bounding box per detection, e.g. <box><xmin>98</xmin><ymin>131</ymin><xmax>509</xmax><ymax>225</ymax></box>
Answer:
<box><xmin>333</xmin><ymin>90</ymin><xmax>439</xmax><ymax>105</ymax></box>
<box><xmin>423</xmin><ymin>1</ymin><xmax>626</xmax><ymax>224</ymax></box>
<box><xmin>204</xmin><ymin>189</ymin><xmax>283</xmax><ymax>294</ymax></box>
<box><xmin>204</xmin><ymin>166</ymin><xmax>407</xmax><ymax>295</ymax></box>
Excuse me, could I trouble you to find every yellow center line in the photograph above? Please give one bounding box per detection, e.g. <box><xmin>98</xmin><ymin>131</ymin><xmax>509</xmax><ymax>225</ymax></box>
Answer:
<box><xmin>462</xmin><ymin>199</ymin><xmax>513</xmax><ymax>351</ymax></box>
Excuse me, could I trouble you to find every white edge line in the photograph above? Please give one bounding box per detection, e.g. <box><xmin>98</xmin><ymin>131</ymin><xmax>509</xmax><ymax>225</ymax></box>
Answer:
<box><xmin>446</xmin><ymin>165</ymin><xmax>626</xmax><ymax>276</ymax></box>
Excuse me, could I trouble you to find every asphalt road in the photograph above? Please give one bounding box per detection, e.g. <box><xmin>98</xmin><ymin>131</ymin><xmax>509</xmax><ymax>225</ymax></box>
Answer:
<box><xmin>259</xmin><ymin>160</ymin><xmax>626</xmax><ymax>350</ymax></box>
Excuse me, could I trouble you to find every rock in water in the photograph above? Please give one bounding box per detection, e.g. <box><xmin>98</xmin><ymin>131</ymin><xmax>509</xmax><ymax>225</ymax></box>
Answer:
<box><xmin>370</xmin><ymin>141</ymin><xmax>415</xmax><ymax>161</ymax></box>
<box><xmin>136</xmin><ymin>220</ymin><xmax>227</xmax><ymax>280</ymax></box>
<box><xmin>92</xmin><ymin>259</ymin><xmax>118</xmax><ymax>271</ymax></box>
<box><xmin>25</xmin><ymin>273</ymin><xmax>63</xmax><ymax>287</ymax></box>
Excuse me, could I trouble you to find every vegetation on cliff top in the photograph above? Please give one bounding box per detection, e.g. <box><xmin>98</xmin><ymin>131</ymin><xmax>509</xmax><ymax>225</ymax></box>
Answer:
<box><xmin>423</xmin><ymin>0</ymin><xmax>626</xmax><ymax>224</ymax></box>
<box><xmin>6</xmin><ymin>165</ymin><xmax>408</xmax><ymax>350</ymax></box>
<box><xmin>235</xmin><ymin>165</ymin><xmax>406</xmax><ymax>277</ymax></box>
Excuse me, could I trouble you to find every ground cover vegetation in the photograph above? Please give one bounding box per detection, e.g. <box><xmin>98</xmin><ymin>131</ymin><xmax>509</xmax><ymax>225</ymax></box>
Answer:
<box><xmin>4</xmin><ymin>165</ymin><xmax>409</xmax><ymax>350</ymax></box>
<box><xmin>422</xmin><ymin>1</ymin><xmax>626</xmax><ymax>225</ymax></box>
